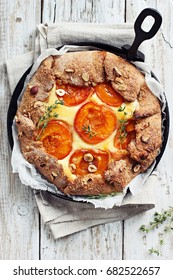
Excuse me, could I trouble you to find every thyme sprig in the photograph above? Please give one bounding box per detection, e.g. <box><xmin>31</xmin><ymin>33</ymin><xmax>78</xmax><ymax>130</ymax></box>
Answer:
<box><xmin>118</xmin><ymin>105</ymin><xmax>126</xmax><ymax>112</ymax></box>
<box><xmin>119</xmin><ymin>119</ymin><xmax>128</xmax><ymax>140</ymax></box>
<box><xmin>117</xmin><ymin>105</ymin><xmax>128</xmax><ymax>149</ymax></box>
<box><xmin>148</xmin><ymin>247</ymin><xmax>160</xmax><ymax>256</ymax></box>
<box><xmin>36</xmin><ymin>99</ymin><xmax>64</xmax><ymax>140</ymax></box>
<box><xmin>139</xmin><ymin>208</ymin><xmax>173</xmax><ymax>233</ymax></box>
<box><xmin>139</xmin><ymin>207</ymin><xmax>173</xmax><ymax>256</ymax></box>
<box><xmin>82</xmin><ymin>125</ymin><xmax>96</xmax><ymax>138</ymax></box>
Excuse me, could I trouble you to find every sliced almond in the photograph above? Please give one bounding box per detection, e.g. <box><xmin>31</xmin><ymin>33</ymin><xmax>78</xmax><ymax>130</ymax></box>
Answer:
<box><xmin>141</xmin><ymin>135</ymin><xmax>150</xmax><ymax>143</ymax></box>
<box><xmin>117</xmin><ymin>84</ymin><xmax>127</xmax><ymax>91</ymax></box>
<box><xmin>82</xmin><ymin>72</ymin><xmax>89</xmax><ymax>82</ymax></box>
<box><xmin>88</xmin><ymin>164</ymin><xmax>97</xmax><ymax>173</ymax></box>
<box><xmin>92</xmin><ymin>82</ymin><xmax>97</xmax><ymax>87</ymax></box>
<box><xmin>65</xmin><ymin>68</ymin><xmax>75</xmax><ymax>73</ymax></box>
<box><xmin>34</xmin><ymin>101</ymin><xmax>43</xmax><ymax>108</ymax></box>
<box><xmin>113</xmin><ymin>66</ymin><xmax>122</xmax><ymax>77</ymax></box>
<box><xmin>133</xmin><ymin>164</ymin><xmax>141</xmax><ymax>173</ymax></box>
<box><xmin>51</xmin><ymin>171</ymin><xmax>57</xmax><ymax>179</ymax></box>
<box><xmin>115</xmin><ymin>77</ymin><xmax>124</xmax><ymax>84</ymax></box>
<box><xmin>69</xmin><ymin>163</ymin><xmax>76</xmax><ymax>173</ymax></box>
<box><xmin>18</xmin><ymin>132</ymin><xmax>23</xmax><ymax>138</ymax></box>
<box><xmin>84</xmin><ymin>153</ymin><xmax>94</xmax><ymax>162</ymax></box>
<box><xmin>82</xmin><ymin>179</ymin><xmax>87</xmax><ymax>185</ymax></box>
<box><xmin>56</xmin><ymin>89</ymin><xmax>66</xmax><ymax>96</ymax></box>
<box><xmin>119</xmin><ymin>166</ymin><xmax>124</xmax><ymax>172</ymax></box>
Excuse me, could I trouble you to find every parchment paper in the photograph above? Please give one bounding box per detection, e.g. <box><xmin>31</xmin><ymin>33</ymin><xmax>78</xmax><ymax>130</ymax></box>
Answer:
<box><xmin>11</xmin><ymin>45</ymin><xmax>166</xmax><ymax>209</ymax></box>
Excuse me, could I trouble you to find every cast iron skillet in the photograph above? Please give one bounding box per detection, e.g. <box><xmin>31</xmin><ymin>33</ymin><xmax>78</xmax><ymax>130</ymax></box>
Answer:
<box><xmin>7</xmin><ymin>8</ymin><xmax>169</xmax><ymax>200</ymax></box>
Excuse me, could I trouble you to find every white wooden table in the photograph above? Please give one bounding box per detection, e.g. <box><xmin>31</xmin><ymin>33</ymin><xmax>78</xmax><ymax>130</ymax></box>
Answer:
<box><xmin>0</xmin><ymin>0</ymin><xmax>173</xmax><ymax>260</ymax></box>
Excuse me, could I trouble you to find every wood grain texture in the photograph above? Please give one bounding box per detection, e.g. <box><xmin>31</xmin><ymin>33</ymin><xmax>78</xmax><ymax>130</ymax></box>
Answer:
<box><xmin>0</xmin><ymin>0</ymin><xmax>173</xmax><ymax>260</ymax></box>
<box><xmin>0</xmin><ymin>0</ymin><xmax>41</xmax><ymax>260</ymax></box>
<box><xmin>40</xmin><ymin>223</ymin><xmax>123</xmax><ymax>260</ymax></box>
<box><xmin>42</xmin><ymin>0</ymin><xmax>125</xmax><ymax>23</ymax></box>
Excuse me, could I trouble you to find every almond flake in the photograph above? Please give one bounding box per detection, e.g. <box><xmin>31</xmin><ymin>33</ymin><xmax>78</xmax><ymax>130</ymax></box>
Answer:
<box><xmin>113</xmin><ymin>66</ymin><xmax>122</xmax><ymax>77</ymax></box>
<box><xmin>34</xmin><ymin>101</ymin><xmax>43</xmax><ymax>108</ymax></box>
<box><xmin>133</xmin><ymin>164</ymin><xmax>141</xmax><ymax>173</ymax></box>
<box><xmin>88</xmin><ymin>164</ymin><xmax>97</xmax><ymax>173</ymax></box>
<box><xmin>115</xmin><ymin>77</ymin><xmax>124</xmax><ymax>84</ymax></box>
<box><xmin>56</xmin><ymin>89</ymin><xmax>66</xmax><ymax>96</ymax></box>
<box><xmin>51</xmin><ymin>172</ymin><xmax>57</xmax><ymax>179</ymax></box>
<box><xmin>141</xmin><ymin>135</ymin><xmax>150</xmax><ymax>143</ymax></box>
<box><xmin>92</xmin><ymin>82</ymin><xmax>97</xmax><ymax>86</ymax></box>
<box><xmin>84</xmin><ymin>153</ymin><xmax>93</xmax><ymax>162</ymax></box>
<box><xmin>69</xmin><ymin>163</ymin><xmax>76</xmax><ymax>173</ymax></box>
<box><xmin>65</xmin><ymin>68</ymin><xmax>74</xmax><ymax>73</ymax></box>
<box><xmin>117</xmin><ymin>84</ymin><xmax>127</xmax><ymax>91</ymax></box>
<box><xmin>82</xmin><ymin>72</ymin><xmax>89</xmax><ymax>82</ymax></box>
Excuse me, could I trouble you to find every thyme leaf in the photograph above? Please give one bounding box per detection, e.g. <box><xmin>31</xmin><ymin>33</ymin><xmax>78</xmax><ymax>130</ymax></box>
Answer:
<box><xmin>36</xmin><ymin>99</ymin><xmax>64</xmax><ymax>140</ymax></box>
<box><xmin>148</xmin><ymin>247</ymin><xmax>160</xmax><ymax>256</ymax></box>
<box><xmin>117</xmin><ymin>105</ymin><xmax>129</xmax><ymax>149</ymax></box>
<box><xmin>82</xmin><ymin>125</ymin><xmax>96</xmax><ymax>138</ymax></box>
<box><xmin>139</xmin><ymin>208</ymin><xmax>173</xmax><ymax>233</ymax></box>
<box><xmin>139</xmin><ymin>207</ymin><xmax>173</xmax><ymax>256</ymax></box>
<box><xmin>118</xmin><ymin>105</ymin><xmax>126</xmax><ymax>112</ymax></box>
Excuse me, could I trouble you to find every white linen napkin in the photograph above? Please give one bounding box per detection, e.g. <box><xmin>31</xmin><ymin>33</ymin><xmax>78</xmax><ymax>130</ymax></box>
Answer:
<box><xmin>35</xmin><ymin>173</ymin><xmax>157</xmax><ymax>239</ymax></box>
<box><xmin>6</xmin><ymin>22</ymin><xmax>157</xmax><ymax>239</ymax></box>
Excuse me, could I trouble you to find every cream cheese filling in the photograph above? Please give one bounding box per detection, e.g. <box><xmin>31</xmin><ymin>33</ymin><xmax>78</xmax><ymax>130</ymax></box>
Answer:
<box><xmin>47</xmin><ymin>85</ymin><xmax>139</xmax><ymax>180</ymax></box>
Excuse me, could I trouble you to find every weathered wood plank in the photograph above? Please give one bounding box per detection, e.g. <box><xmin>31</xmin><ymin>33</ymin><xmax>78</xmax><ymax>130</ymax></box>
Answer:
<box><xmin>124</xmin><ymin>0</ymin><xmax>173</xmax><ymax>259</ymax></box>
<box><xmin>40</xmin><ymin>0</ymin><xmax>125</xmax><ymax>260</ymax></box>
<box><xmin>0</xmin><ymin>0</ymin><xmax>41</xmax><ymax>259</ymax></box>
<box><xmin>42</xmin><ymin>0</ymin><xmax>126</xmax><ymax>23</ymax></box>
<box><xmin>1</xmin><ymin>0</ymin><xmax>172</xmax><ymax>260</ymax></box>
<box><xmin>40</xmin><ymin>222</ymin><xmax>123</xmax><ymax>260</ymax></box>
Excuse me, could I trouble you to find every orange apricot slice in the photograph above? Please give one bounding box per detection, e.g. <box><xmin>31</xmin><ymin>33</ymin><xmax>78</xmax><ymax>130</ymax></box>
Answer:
<box><xmin>56</xmin><ymin>83</ymin><xmax>93</xmax><ymax>106</ymax></box>
<box><xmin>69</xmin><ymin>149</ymin><xmax>109</xmax><ymax>176</ymax></box>
<box><xmin>74</xmin><ymin>101</ymin><xmax>117</xmax><ymax>144</ymax></box>
<box><xmin>39</xmin><ymin>120</ymin><xmax>72</xmax><ymax>159</ymax></box>
<box><xmin>94</xmin><ymin>82</ymin><xmax>124</xmax><ymax>107</ymax></box>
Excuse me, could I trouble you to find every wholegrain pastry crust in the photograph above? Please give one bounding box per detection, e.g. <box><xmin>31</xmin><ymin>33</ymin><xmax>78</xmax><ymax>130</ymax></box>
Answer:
<box><xmin>104</xmin><ymin>52</ymin><xmax>145</xmax><ymax>102</ymax></box>
<box><xmin>15</xmin><ymin>50</ymin><xmax>162</xmax><ymax>196</ymax></box>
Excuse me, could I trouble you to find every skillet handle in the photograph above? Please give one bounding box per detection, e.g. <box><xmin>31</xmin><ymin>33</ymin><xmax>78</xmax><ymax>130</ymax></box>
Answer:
<box><xmin>126</xmin><ymin>8</ymin><xmax>162</xmax><ymax>60</ymax></box>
